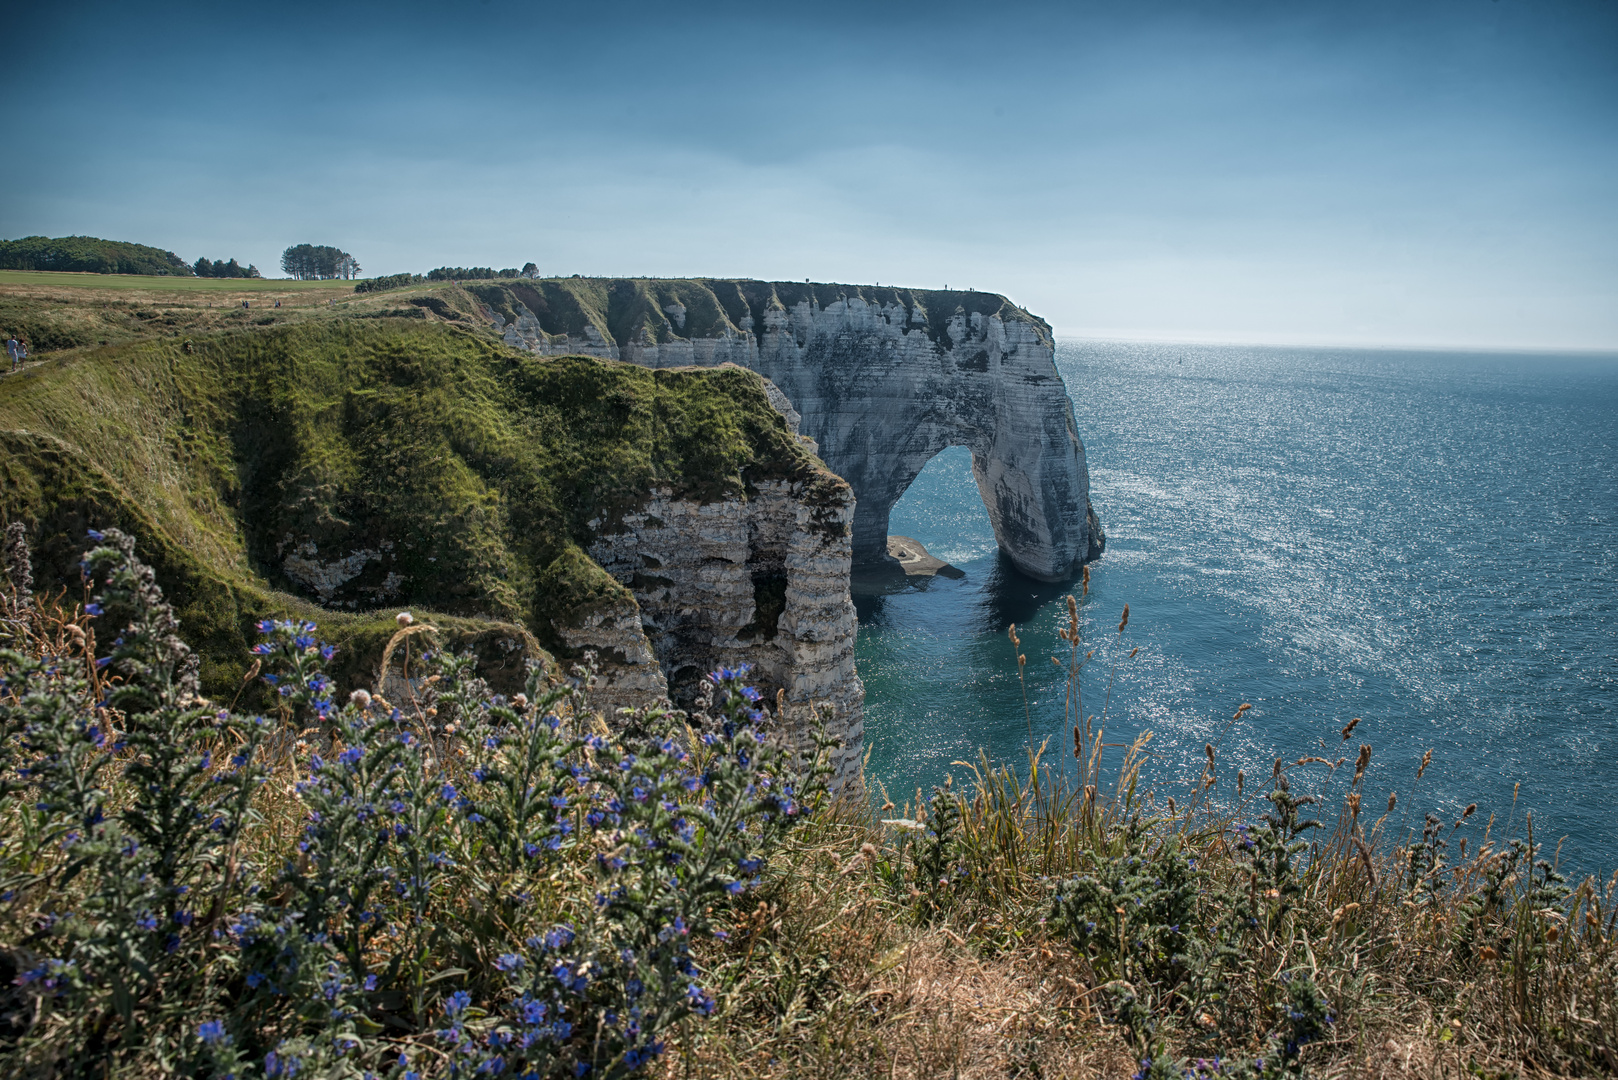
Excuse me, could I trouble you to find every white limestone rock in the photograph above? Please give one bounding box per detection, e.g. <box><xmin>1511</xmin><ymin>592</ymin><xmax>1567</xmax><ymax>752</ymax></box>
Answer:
<box><xmin>501</xmin><ymin>284</ymin><xmax>1100</xmax><ymax>580</ymax></box>
<box><xmin>577</xmin><ymin>477</ymin><xmax>864</xmax><ymax>784</ymax></box>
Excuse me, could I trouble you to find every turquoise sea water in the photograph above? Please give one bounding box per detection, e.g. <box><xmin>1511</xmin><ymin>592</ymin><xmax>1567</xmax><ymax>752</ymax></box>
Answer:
<box><xmin>857</xmin><ymin>342</ymin><xmax>1618</xmax><ymax>877</ymax></box>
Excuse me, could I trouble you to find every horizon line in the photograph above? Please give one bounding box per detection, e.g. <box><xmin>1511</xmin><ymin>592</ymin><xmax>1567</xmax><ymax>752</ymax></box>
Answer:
<box><xmin>1052</xmin><ymin>331</ymin><xmax>1618</xmax><ymax>357</ymax></box>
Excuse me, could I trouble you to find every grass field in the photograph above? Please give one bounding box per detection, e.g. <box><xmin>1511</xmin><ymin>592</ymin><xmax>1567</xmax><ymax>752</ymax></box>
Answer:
<box><xmin>0</xmin><ymin>271</ymin><xmax>434</xmax><ymax>353</ymax></box>
<box><xmin>0</xmin><ymin>270</ymin><xmax>356</xmax><ymax>293</ymax></box>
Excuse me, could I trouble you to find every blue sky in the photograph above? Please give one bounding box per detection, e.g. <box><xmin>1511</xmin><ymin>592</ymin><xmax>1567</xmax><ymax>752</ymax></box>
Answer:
<box><xmin>4</xmin><ymin>0</ymin><xmax>1615</xmax><ymax>348</ymax></box>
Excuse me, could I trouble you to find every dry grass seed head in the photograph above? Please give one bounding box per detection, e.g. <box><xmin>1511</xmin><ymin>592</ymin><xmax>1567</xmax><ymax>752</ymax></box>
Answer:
<box><xmin>1354</xmin><ymin>743</ymin><xmax>1373</xmax><ymax>783</ymax></box>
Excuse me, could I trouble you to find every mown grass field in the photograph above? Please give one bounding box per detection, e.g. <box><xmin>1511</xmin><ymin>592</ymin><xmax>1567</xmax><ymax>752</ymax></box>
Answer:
<box><xmin>0</xmin><ymin>272</ymin><xmax>470</xmax><ymax>356</ymax></box>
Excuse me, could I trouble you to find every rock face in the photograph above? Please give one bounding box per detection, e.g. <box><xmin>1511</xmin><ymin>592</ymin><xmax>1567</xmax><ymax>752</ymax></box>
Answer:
<box><xmin>479</xmin><ymin>280</ymin><xmax>1101</xmax><ymax>581</ymax></box>
<box><xmin>579</xmin><ymin>479</ymin><xmax>863</xmax><ymax>782</ymax></box>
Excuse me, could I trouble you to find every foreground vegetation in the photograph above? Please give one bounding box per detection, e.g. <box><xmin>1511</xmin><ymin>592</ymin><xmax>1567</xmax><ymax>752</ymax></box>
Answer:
<box><xmin>0</xmin><ymin>532</ymin><xmax>1613</xmax><ymax>1078</ymax></box>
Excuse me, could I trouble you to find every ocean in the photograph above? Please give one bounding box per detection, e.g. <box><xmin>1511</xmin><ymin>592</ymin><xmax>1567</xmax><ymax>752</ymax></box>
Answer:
<box><xmin>856</xmin><ymin>341</ymin><xmax>1618</xmax><ymax>878</ymax></box>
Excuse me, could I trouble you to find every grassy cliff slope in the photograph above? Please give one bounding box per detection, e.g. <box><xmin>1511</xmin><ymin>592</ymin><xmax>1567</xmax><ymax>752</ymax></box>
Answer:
<box><xmin>0</xmin><ymin>312</ymin><xmax>829</xmax><ymax>697</ymax></box>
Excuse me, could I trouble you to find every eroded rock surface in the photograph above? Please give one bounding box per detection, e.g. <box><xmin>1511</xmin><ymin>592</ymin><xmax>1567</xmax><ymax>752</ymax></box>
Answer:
<box><xmin>483</xmin><ymin>280</ymin><xmax>1101</xmax><ymax>581</ymax></box>
<box><xmin>579</xmin><ymin>478</ymin><xmax>864</xmax><ymax>783</ymax></box>
<box><xmin>886</xmin><ymin>535</ymin><xmax>963</xmax><ymax>579</ymax></box>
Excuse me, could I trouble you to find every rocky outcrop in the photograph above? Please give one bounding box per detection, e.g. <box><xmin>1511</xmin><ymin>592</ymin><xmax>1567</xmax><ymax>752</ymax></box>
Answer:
<box><xmin>480</xmin><ymin>280</ymin><xmax>1100</xmax><ymax>581</ymax></box>
<box><xmin>573</xmin><ymin>477</ymin><xmax>863</xmax><ymax>782</ymax></box>
<box><xmin>885</xmin><ymin>535</ymin><xmax>963</xmax><ymax>579</ymax></box>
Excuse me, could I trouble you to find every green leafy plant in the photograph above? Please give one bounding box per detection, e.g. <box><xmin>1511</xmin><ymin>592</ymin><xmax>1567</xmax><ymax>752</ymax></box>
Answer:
<box><xmin>0</xmin><ymin>529</ymin><xmax>832</xmax><ymax>1078</ymax></box>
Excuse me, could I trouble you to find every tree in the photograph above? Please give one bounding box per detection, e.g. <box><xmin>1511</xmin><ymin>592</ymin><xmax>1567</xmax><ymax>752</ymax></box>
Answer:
<box><xmin>191</xmin><ymin>256</ymin><xmax>260</xmax><ymax>279</ymax></box>
<box><xmin>280</xmin><ymin>244</ymin><xmax>360</xmax><ymax>280</ymax></box>
<box><xmin>521</xmin><ymin>262</ymin><xmax>539</xmax><ymax>279</ymax></box>
<box><xmin>280</xmin><ymin>245</ymin><xmax>312</xmax><ymax>279</ymax></box>
<box><xmin>0</xmin><ymin>235</ymin><xmax>191</xmax><ymax>275</ymax></box>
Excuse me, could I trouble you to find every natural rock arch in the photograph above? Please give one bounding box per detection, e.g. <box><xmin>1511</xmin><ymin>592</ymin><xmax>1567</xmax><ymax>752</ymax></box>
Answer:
<box><xmin>483</xmin><ymin>279</ymin><xmax>1103</xmax><ymax>581</ymax></box>
<box><xmin>758</xmin><ymin>317</ymin><xmax>1100</xmax><ymax>582</ymax></box>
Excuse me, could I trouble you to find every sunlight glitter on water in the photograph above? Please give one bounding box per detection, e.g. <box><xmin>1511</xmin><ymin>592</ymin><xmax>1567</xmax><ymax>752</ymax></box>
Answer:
<box><xmin>856</xmin><ymin>342</ymin><xmax>1618</xmax><ymax>876</ymax></box>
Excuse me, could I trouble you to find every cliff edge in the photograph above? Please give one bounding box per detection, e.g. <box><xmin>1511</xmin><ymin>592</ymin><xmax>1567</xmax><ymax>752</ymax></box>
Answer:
<box><xmin>473</xmin><ymin>279</ymin><xmax>1102</xmax><ymax>581</ymax></box>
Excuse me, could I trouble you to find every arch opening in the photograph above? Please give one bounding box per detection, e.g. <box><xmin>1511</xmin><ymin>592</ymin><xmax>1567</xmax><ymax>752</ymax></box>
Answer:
<box><xmin>884</xmin><ymin>445</ymin><xmax>996</xmax><ymax>572</ymax></box>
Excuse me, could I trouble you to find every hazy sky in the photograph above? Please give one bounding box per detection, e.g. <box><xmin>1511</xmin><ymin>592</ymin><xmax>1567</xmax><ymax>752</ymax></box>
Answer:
<box><xmin>5</xmin><ymin>0</ymin><xmax>1615</xmax><ymax>348</ymax></box>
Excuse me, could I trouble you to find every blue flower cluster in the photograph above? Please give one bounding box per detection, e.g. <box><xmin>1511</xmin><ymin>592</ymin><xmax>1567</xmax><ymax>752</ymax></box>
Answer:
<box><xmin>0</xmin><ymin>530</ymin><xmax>834</xmax><ymax>1079</ymax></box>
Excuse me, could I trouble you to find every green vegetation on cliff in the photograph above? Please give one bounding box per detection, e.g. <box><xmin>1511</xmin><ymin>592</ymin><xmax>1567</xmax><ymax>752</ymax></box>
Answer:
<box><xmin>0</xmin><ymin>289</ymin><xmax>828</xmax><ymax>698</ymax></box>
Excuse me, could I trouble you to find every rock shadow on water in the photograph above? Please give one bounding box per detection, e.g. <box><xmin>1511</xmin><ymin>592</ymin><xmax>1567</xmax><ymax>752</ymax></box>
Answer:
<box><xmin>854</xmin><ymin>536</ymin><xmax>1080</xmax><ymax>636</ymax></box>
<box><xmin>972</xmin><ymin>552</ymin><xmax>1080</xmax><ymax>634</ymax></box>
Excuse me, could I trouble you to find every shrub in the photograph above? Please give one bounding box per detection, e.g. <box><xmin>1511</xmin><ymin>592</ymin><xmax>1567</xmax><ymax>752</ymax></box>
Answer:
<box><xmin>425</xmin><ymin>268</ymin><xmax>521</xmax><ymax>282</ymax></box>
<box><xmin>0</xmin><ymin>528</ymin><xmax>832</xmax><ymax>1078</ymax></box>
<box><xmin>193</xmin><ymin>258</ymin><xmax>261</xmax><ymax>279</ymax></box>
<box><xmin>1048</xmin><ymin>782</ymin><xmax>1335</xmax><ymax>1077</ymax></box>
<box><xmin>354</xmin><ymin>273</ymin><xmax>422</xmax><ymax>294</ymax></box>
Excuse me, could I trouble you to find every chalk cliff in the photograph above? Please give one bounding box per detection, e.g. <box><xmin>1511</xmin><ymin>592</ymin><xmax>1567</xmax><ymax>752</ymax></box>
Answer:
<box><xmin>579</xmin><ymin>479</ymin><xmax>863</xmax><ymax>781</ymax></box>
<box><xmin>1</xmin><ymin>278</ymin><xmax>1096</xmax><ymax>791</ymax></box>
<box><xmin>476</xmin><ymin>279</ymin><xmax>1101</xmax><ymax>581</ymax></box>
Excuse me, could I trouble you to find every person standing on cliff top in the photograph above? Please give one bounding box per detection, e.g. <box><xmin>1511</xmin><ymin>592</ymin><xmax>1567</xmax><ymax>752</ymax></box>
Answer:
<box><xmin>6</xmin><ymin>334</ymin><xmax>20</xmax><ymax>371</ymax></box>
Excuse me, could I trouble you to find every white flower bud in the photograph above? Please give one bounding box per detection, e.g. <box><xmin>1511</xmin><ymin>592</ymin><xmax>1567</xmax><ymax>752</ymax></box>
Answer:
<box><xmin>396</xmin><ymin>611</ymin><xmax>414</xmax><ymax>628</ymax></box>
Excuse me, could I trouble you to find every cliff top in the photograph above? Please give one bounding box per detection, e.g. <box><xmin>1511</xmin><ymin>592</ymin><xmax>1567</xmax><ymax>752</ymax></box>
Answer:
<box><xmin>0</xmin><ymin>272</ymin><xmax>1049</xmax><ymax>357</ymax></box>
<box><xmin>465</xmin><ymin>277</ymin><xmax>1053</xmax><ymax>353</ymax></box>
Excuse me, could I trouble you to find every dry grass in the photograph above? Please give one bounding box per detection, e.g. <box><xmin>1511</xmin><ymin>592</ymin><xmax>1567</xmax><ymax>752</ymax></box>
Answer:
<box><xmin>661</xmin><ymin>584</ymin><xmax>1618</xmax><ymax>1078</ymax></box>
<box><xmin>657</xmin><ymin>765</ymin><xmax>1617</xmax><ymax>1079</ymax></box>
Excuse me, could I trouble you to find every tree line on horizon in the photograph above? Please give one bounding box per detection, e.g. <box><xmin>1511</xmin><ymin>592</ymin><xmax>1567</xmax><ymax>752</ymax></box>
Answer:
<box><xmin>192</xmin><ymin>256</ymin><xmax>260</xmax><ymax>279</ymax></box>
<box><xmin>425</xmin><ymin>263</ymin><xmax>539</xmax><ymax>281</ymax></box>
<box><xmin>3</xmin><ymin>233</ymin><xmax>552</xmax><ymax>284</ymax></box>
<box><xmin>0</xmin><ymin>235</ymin><xmax>192</xmax><ymax>276</ymax></box>
<box><xmin>1</xmin><ymin>236</ymin><xmax>260</xmax><ymax>280</ymax></box>
<box><xmin>280</xmin><ymin>243</ymin><xmax>361</xmax><ymax>281</ymax></box>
